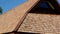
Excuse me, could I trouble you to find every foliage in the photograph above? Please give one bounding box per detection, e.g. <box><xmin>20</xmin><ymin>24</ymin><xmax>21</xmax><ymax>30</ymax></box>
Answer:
<box><xmin>0</xmin><ymin>7</ymin><xmax>2</xmax><ymax>14</ymax></box>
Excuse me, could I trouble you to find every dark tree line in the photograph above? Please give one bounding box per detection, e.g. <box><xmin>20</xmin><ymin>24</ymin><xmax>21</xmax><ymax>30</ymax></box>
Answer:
<box><xmin>0</xmin><ymin>7</ymin><xmax>2</xmax><ymax>14</ymax></box>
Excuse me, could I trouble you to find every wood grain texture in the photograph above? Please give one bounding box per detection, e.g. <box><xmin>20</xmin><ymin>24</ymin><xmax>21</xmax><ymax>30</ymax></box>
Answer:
<box><xmin>0</xmin><ymin>0</ymin><xmax>39</xmax><ymax>33</ymax></box>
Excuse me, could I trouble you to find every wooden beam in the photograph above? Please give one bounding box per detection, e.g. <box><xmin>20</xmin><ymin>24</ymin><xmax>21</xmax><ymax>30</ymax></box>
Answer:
<box><xmin>45</xmin><ymin>0</ymin><xmax>60</xmax><ymax>11</ymax></box>
<box><xmin>0</xmin><ymin>0</ymin><xmax>40</xmax><ymax>33</ymax></box>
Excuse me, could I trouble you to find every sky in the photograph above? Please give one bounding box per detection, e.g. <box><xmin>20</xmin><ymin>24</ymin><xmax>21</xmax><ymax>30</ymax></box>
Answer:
<box><xmin>0</xmin><ymin>0</ymin><xmax>60</xmax><ymax>14</ymax></box>
<box><xmin>0</xmin><ymin>0</ymin><xmax>27</xmax><ymax>14</ymax></box>
<box><xmin>57</xmin><ymin>0</ymin><xmax>60</xmax><ymax>4</ymax></box>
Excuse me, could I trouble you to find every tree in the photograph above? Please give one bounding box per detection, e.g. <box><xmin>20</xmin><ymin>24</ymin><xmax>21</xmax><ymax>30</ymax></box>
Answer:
<box><xmin>0</xmin><ymin>7</ymin><xmax>2</xmax><ymax>14</ymax></box>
